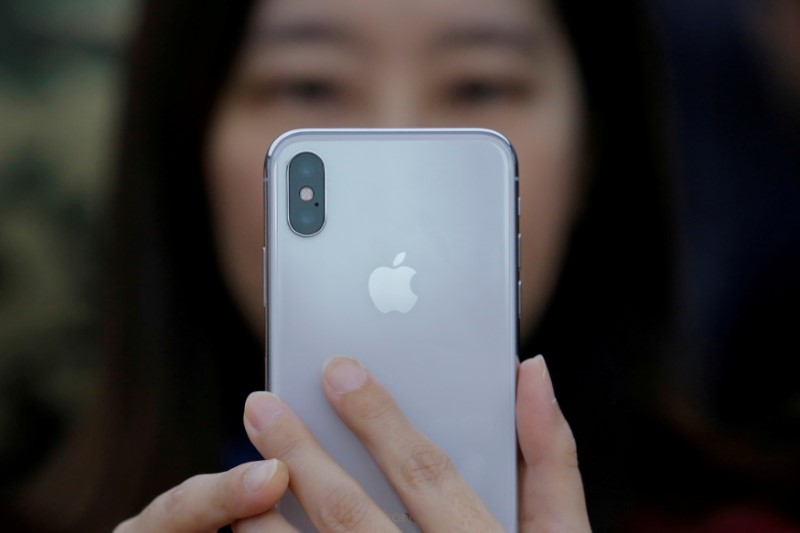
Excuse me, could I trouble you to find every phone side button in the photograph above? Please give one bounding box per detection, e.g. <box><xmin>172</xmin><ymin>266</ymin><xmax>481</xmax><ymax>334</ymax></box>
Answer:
<box><xmin>262</xmin><ymin>246</ymin><xmax>267</xmax><ymax>308</ymax></box>
<box><xmin>517</xmin><ymin>233</ymin><xmax>521</xmax><ymax>271</ymax></box>
<box><xmin>518</xmin><ymin>280</ymin><xmax>522</xmax><ymax>318</ymax></box>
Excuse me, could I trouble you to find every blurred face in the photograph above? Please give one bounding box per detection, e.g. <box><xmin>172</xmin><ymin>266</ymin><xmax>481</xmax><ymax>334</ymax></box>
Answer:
<box><xmin>207</xmin><ymin>0</ymin><xmax>585</xmax><ymax>337</ymax></box>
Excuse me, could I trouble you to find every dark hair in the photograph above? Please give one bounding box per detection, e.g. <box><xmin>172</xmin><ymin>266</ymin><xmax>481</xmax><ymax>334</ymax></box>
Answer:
<box><xmin>13</xmin><ymin>2</ymin><xmax>259</xmax><ymax>531</ymax></box>
<box><xmin>528</xmin><ymin>2</ymin><xmax>676</xmax><ymax>528</ymax></box>
<box><xmin>13</xmin><ymin>1</ymin><xmax>676</xmax><ymax>531</ymax></box>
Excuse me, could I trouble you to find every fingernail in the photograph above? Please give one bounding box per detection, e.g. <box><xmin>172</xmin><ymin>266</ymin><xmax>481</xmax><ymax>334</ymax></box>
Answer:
<box><xmin>323</xmin><ymin>357</ymin><xmax>368</xmax><ymax>394</ymax></box>
<box><xmin>535</xmin><ymin>354</ymin><xmax>548</xmax><ymax>382</ymax></box>
<box><xmin>533</xmin><ymin>354</ymin><xmax>557</xmax><ymax>405</ymax></box>
<box><xmin>245</xmin><ymin>459</ymin><xmax>277</xmax><ymax>492</ymax></box>
<box><xmin>246</xmin><ymin>392</ymin><xmax>285</xmax><ymax>431</ymax></box>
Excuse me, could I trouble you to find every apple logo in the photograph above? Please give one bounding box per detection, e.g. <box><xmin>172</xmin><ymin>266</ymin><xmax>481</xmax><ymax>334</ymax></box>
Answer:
<box><xmin>368</xmin><ymin>252</ymin><xmax>418</xmax><ymax>313</ymax></box>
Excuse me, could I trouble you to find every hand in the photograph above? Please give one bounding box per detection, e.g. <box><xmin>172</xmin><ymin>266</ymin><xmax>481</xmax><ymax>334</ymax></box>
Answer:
<box><xmin>516</xmin><ymin>355</ymin><xmax>591</xmax><ymax>531</ymax></box>
<box><xmin>113</xmin><ymin>459</ymin><xmax>290</xmax><ymax>532</ymax></box>
<box><xmin>237</xmin><ymin>354</ymin><xmax>590</xmax><ymax>532</ymax></box>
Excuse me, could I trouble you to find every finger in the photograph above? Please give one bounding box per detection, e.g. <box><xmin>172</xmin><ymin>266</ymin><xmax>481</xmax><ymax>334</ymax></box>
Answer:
<box><xmin>321</xmin><ymin>356</ymin><xmax>503</xmax><ymax>532</ymax></box>
<box><xmin>243</xmin><ymin>391</ymin><xmax>399</xmax><ymax>533</ymax></box>
<box><xmin>517</xmin><ymin>355</ymin><xmax>591</xmax><ymax>532</ymax></box>
<box><xmin>113</xmin><ymin>459</ymin><xmax>288</xmax><ymax>533</ymax></box>
<box><xmin>233</xmin><ymin>509</ymin><xmax>297</xmax><ymax>533</ymax></box>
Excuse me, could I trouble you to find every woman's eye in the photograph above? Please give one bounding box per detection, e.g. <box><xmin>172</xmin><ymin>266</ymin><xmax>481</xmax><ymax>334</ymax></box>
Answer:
<box><xmin>243</xmin><ymin>78</ymin><xmax>344</xmax><ymax>106</ymax></box>
<box><xmin>274</xmin><ymin>80</ymin><xmax>341</xmax><ymax>103</ymax></box>
<box><xmin>447</xmin><ymin>80</ymin><xmax>529</xmax><ymax>106</ymax></box>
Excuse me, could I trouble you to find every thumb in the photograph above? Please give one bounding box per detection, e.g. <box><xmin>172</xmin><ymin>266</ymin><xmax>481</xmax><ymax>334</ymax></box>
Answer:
<box><xmin>517</xmin><ymin>355</ymin><xmax>591</xmax><ymax>532</ymax></box>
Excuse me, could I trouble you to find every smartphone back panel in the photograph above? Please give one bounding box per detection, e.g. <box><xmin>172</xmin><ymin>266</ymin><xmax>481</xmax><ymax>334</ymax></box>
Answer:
<box><xmin>266</xmin><ymin>129</ymin><xmax>518</xmax><ymax>531</ymax></box>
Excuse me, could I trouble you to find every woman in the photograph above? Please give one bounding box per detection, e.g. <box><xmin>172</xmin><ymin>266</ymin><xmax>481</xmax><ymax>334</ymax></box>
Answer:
<box><xmin>13</xmin><ymin>0</ymin><xmax>674</xmax><ymax>531</ymax></box>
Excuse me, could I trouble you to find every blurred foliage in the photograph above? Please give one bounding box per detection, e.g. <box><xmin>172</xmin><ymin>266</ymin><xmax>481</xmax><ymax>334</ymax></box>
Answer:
<box><xmin>0</xmin><ymin>0</ymin><xmax>135</xmax><ymax>493</ymax></box>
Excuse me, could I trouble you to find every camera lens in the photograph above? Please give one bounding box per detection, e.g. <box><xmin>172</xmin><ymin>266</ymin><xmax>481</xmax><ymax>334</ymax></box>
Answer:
<box><xmin>298</xmin><ymin>162</ymin><xmax>312</xmax><ymax>178</ymax></box>
<box><xmin>288</xmin><ymin>152</ymin><xmax>325</xmax><ymax>236</ymax></box>
<box><xmin>291</xmin><ymin>152</ymin><xmax>323</xmax><ymax>180</ymax></box>
<box><xmin>300</xmin><ymin>211</ymin><xmax>315</xmax><ymax>225</ymax></box>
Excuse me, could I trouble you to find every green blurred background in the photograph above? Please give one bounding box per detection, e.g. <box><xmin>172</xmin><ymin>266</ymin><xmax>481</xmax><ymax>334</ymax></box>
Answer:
<box><xmin>0</xmin><ymin>0</ymin><xmax>136</xmax><ymax>492</ymax></box>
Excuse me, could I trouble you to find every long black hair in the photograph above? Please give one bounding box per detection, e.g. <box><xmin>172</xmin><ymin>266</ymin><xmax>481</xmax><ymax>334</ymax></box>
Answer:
<box><xmin>14</xmin><ymin>2</ymin><xmax>259</xmax><ymax>531</ymax></box>
<box><xmin>14</xmin><ymin>1</ymin><xmax>676</xmax><ymax>531</ymax></box>
<box><xmin>529</xmin><ymin>2</ymin><xmax>676</xmax><ymax>529</ymax></box>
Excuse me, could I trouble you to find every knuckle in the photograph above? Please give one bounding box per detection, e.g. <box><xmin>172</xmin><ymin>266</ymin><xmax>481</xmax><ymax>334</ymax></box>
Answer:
<box><xmin>160</xmin><ymin>479</ymin><xmax>192</xmax><ymax>523</ymax></box>
<box><xmin>145</xmin><ymin>482</ymin><xmax>187</xmax><ymax>527</ymax></box>
<box><xmin>400</xmin><ymin>444</ymin><xmax>453</xmax><ymax>490</ymax></box>
<box><xmin>347</xmin><ymin>391</ymin><xmax>395</xmax><ymax>424</ymax></box>
<box><xmin>271</xmin><ymin>431</ymin><xmax>308</xmax><ymax>463</ymax></box>
<box><xmin>315</xmin><ymin>487</ymin><xmax>370</xmax><ymax>532</ymax></box>
<box><xmin>214</xmin><ymin>471</ymin><xmax>239</xmax><ymax>516</ymax></box>
<box><xmin>558</xmin><ymin>421</ymin><xmax>580</xmax><ymax>470</ymax></box>
<box><xmin>151</xmin><ymin>475</ymin><xmax>209</xmax><ymax>528</ymax></box>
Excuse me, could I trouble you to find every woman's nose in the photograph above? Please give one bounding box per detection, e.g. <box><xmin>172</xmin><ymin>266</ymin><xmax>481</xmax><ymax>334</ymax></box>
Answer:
<box><xmin>363</xmin><ymin>73</ymin><xmax>431</xmax><ymax>128</ymax></box>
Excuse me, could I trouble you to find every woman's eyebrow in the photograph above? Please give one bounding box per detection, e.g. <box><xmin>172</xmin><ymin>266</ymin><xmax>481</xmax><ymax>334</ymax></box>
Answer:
<box><xmin>437</xmin><ymin>23</ymin><xmax>540</xmax><ymax>52</ymax></box>
<box><xmin>249</xmin><ymin>20</ymin><xmax>356</xmax><ymax>47</ymax></box>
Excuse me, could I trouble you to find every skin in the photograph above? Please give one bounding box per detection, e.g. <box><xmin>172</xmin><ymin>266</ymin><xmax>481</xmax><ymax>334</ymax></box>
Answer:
<box><xmin>119</xmin><ymin>0</ymin><xmax>591</xmax><ymax>529</ymax></box>
<box><xmin>206</xmin><ymin>0</ymin><xmax>585</xmax><ymax>333</ymax></box>
<box><xmin>115</xmin><ymin>356</ymin><xmax>589</xmax><ymax>532</ymax></box>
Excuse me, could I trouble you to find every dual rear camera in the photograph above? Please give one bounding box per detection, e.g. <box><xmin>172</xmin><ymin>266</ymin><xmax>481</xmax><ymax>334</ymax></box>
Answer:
<box><xmin>288</xmin><ymin>152</ymin><xmax>325</xmax><ymax>236</ymax></box>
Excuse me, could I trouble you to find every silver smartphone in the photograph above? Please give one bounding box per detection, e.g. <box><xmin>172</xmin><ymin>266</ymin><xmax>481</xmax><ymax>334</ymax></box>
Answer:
<box><xmin>264</xmin><ymin>128</ymin><xmax>519</xmax><ymax>531</ymax></box>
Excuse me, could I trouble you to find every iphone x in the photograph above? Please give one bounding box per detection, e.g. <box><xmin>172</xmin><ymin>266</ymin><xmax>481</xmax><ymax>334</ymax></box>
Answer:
<box><xmin>264</xmin><ymin>128</ymin><xmax>519</xmax><ymax>531</ymax></box>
